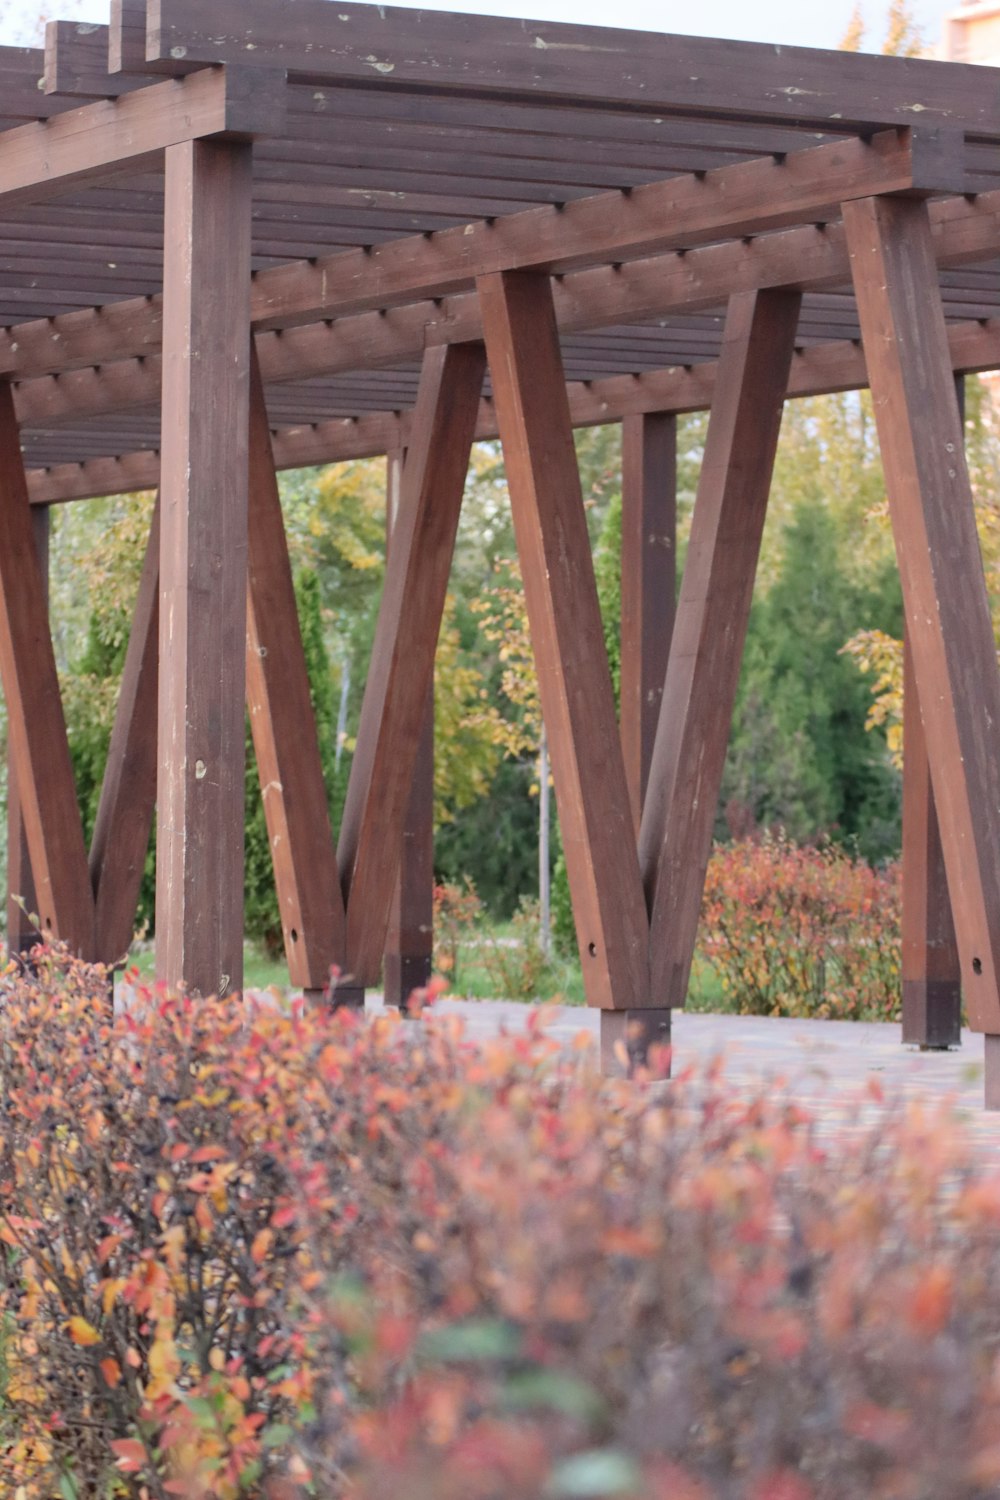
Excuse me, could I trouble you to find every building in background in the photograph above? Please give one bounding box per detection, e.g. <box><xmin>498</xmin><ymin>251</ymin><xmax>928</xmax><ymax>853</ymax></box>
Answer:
<box><xmin>942</xmin><ymin>0</ymin><xmax>1000</xmax><ymax>63</ymax></box>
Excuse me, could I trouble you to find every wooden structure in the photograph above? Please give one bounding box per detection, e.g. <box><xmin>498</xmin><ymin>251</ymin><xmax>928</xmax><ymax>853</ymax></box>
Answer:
<box><xmin>2</xmin><ymin>2</ymin><xmax>1000</xmax><ymax>1097</ymax></box>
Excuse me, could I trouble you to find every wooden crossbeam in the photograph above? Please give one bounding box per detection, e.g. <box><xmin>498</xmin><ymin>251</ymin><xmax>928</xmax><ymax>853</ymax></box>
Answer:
<box><xmin>155</xmin><ymin>138</ymin><xmax>252</xmax><ymax>999</ymax></box>
<box><xmin>480</xmin><ymin>269</ymin><xmax>648</xmax><ymax>1010</ymax></box>
<box><xmin>143</xmin><ymin>0</ymin><xmax>1000</xmax><ymax>137</ymax></box>
<box><xmin>45</xmin><ymin>21</ymin><xmax>139</xmax><ymax>98</ymax></box>
<box><xmin>5</xmin><ymin>506</ymin><xmax>49</xmax><ymax>955</ymax></box>
<box><xmin>338</xmin><ymin>343</ymin><xmax>485</xmax><ymax>985</ymax></box>
<box><xmin>620</xmin><ymin>412</ymin><xmax>676</xmax><ymax>832</ymax></box>
<box><xmin>90</xmin><ymin>496</ymin><xmax>160</xmax><ymax>963</ymax></box>
<box><xmin>639</xmin><ymin>289</ymin><xmax>801</xmax><ymax>1007</ymax></box>
<box><xmin>246</xmin><ymin>346</ymin><xmax>346</xmax><ymax>992</ymax></box>
<box><xmin>845</xmin><ymin>194</ymin><xmax>1000</xmax><ymax>1056</ymax></box>
<box><xmin>0</xmin><ymin>382</ymin><xmax>95</xmax><ymax>957</ymax></box>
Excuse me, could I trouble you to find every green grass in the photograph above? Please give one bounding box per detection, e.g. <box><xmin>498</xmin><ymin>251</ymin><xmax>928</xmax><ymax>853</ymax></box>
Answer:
<box><xmin>128</xmin><ymin>944</ymin><xmax>291</xmax><ymax>993</ymax></box>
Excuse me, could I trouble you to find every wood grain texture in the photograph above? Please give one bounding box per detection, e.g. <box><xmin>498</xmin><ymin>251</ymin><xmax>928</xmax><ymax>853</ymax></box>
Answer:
<box><xmin>639</xmin><ymin>289</ymin><xmax>801</xmax><ymax>1007</ymax></box>
<box><xmin>156</xmin><ymin>139</ymin><xmax>252</xmax><ymax>998</ymax></box>
<box><xmin>479</xmin><ymin>269</ymin><xmax>648</xmax><ymax>1011</ymax></box>
<box><xmin>5</xmin><ymin>506</ymin><xmax>49</xmax><ymax>954</ymax></box>
<box><xmin>338</xmin><ymin>343</ymin><xmax>485</xmax><ymax>985</ymax></box>
<box><xmin>0</xmin><ymin>382</ymin><xmax>94</xmax><ymax>956</ymax></box>
<box><xmin>845</xmin><ymin>193</ymin><xmax>1000</xmax><ymax>1036</ymax></box>
<box><xmin>620</xmin><ymin>412</ymin><xmax>676</xmax><ymax>832</ymax></box>
<box><xmin>246</xmin><ymin>345</ymin><xmax>346</xmax><ymax>990</ymax></box>
<box><xmin>90</xmin><ymin>495</ymin><xmax>160</xmax><ymax>963</ymax></box>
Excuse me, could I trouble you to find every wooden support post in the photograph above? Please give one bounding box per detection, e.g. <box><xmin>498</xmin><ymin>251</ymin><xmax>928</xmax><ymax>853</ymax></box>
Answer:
<box><xmin>600</xmin><ymin>1008</ymin><xmax>672</xmax><ymax>1078</ymax></box>
<box><xmin>383</xmin><ymin>447</ymin><xmax>436</xmax><ymax>1012</ymax></box>
<box><xmin>156</xmin><ymin>139</ymin><xmax>252</xmax><ymax>999</ymax></box>
<box><xmin>479</xmin><ymin>270</ymin><xmax>648</xmax><ymax>1013</ymax></box>
<box><xmin>245</xmin><ymin>346</ymin><xmax>347</xmax><ymax>998</ymax></box>
<box><xmin>6</xmin><ymin>504</ymin><xmax>49</xmax><ymax>957</ymax></box>
<box><xmin>620</xmin><ymin>411</ymin><xmax>676</xmax><ymax>832</ymax></box>
<box><xmin>0</xmin><ymin>382</ymin><xmax>94</xmax><ymax>957</ymax></box>
<box><xmin>90</xmin><ymin>496</ymin><xmax>160</xmax><ymax>964</ymax></box>
<box><xmin>639</xmin><ymin>289</ymin><xmax>801</xmax><ymax>1008</ymax></box>
<box><xmin>338</xmin><ymin>343</ymin><xmax>485</xmax><ymax>986</ymax></box>
<box><xmin>844</xmin><ymin>194</ymin><xmax>1000</xmax><ymax>1104</ymax></box>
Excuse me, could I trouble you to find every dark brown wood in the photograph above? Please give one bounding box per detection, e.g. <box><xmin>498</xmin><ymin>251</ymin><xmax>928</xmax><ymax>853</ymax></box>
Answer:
<box><xmin>45</xmin><ymin>22</ymin><xmax>138</xmax><ymax>98</ymax></box>
<box><xmin>845</xmin><ymin>192</ymin><xmax>1000</xmax><ymax>1040</ymax></box>
<box><xmin>110</xmin><ymin>0</ymin><xmax>154</xmax><ymax>73</ymax></box>
<box><xmin>620</xmin><ymin>411</ymin><xmax>676</xmax><ymax>831</ymax></box>
<box><xmin>338</xmin><ymin>343</ymin><xmax>485</xmax><ymax>985</ymax></box>
<box><xmin>639</xmin><ymin>289</ymin><xmax>801</xmax><ymax>1007</ymax></box>
<box><xmin>479</xmin><ymin>269</ymin><xmax>648</xmax><ymax>1011</ymax></box>
<box><xmin>156</xmin><ymin>138</ymin><xmax>252</xmax><ymax>998</ymax></box>
<box><xmin>6</xmin><ymin>505</ymin><xmax>49</xmax><ymax>956</ymax></box>
<box><xmin>245</xmin><ymin>345</ymin><xmax>346</xmax><ymax>991</ymax></box>
<box><xmin>90</xmin><ymin>495</ymin><xmax>160</xmax><ymax>963</ymax></box>
<box><xmin>901</xmin><ymin>634</ymin><xmax>961</xmax><ymax>1049</ymax></box>
<box><xmin>383</xmin><ymin>447</ymin><xmax>435</xmax><ymax>1011</ymax></box>
<box><xmin>0</xmin><ymin>381</ymin><xmax>94</xmax><ymax>957</ymax></box>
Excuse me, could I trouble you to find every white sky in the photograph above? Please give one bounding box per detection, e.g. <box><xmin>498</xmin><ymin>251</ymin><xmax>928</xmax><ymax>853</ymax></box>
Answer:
<box><xmin>0</xmin><ymin>0</ymin><xmax>956</xmax><ymax>54</ymax></box>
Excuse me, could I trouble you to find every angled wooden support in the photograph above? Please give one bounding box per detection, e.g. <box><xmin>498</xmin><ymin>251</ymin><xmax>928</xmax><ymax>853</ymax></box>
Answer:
<box><xmin>338</xmin><ymin>342</ymin><xmax>485</xmax><ymax>986</ymax></box>
<box><xmin>0</xmin><ymin>382</ymin><xmax>94</xmax><ymax>958</ymax></box>
<box><xmin>246</xmin><ymin>345</ymin><xmax>347</xmax><ymax>995</ymax></box>
<box><xmin>638</xmin><ymin>289</ymin><xmax>802</xmax><ymax>1008</ymax></box>
<box><xmin>382</xmin><ymin>447</ymin><xmax>436</xmax><ymax>1011</ymax></box>
<box><xmin>6</xmin><ymin>505</ymin><xmax>49</xmax><ymax>957</ymax></box>
<box><xmin>90</xmin><ymin>495</ymin><xmax>160</xmax><ymax>964</ymax></box>
<box><xmin>621</xmin><ymin>411</ymin><xmax>676</xmax><ymax>833</ymax></box>
<box><xmin>156</xmin><ymin>139</ymin><xmax>252</xmax><ymax>999</ymax></box>
<box><xmin>478</xmin><ymin>269</ymin><xmax>649</xmax><ymax>1012</ymax></box>
<box><xmin>844</xmin><ymin>194</ymin><xmax>1000</xmax><ymax>1101</ymax></box>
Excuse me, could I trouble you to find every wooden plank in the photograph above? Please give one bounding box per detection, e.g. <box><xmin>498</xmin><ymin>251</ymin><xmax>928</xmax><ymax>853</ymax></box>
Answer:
<box><xmin>245</xmin><ymin>344</ymin><xmax>346</xmax><ymax>992</ymax></box>
<box><xmin>146</xmin><ymin>0</ymin><xmax>1000</xmax><ymax>136</ymax></box>
<box><xmin>5</xmin><ymin>506</ymin><xmax>49</xmax><ymax>956</ymax></box>
<box><xmin>0</xmin><ymin>66</ymin><xmax>284</xmax><ymax>214</ymax></box>
<box><xmin>111</xmin><ymin>0</ymin><xmax>156</xmax><ymax>73</ymax></box>
<box><xmin>338</xmin><ymin>343</ymin><xmax>485</xmax><ymax>986</ymax></box>
<box><xmin>479</xmin><ymin>269</ymin><xmax>648</xmax><ymax>1011</ymax></box>
<box><xmin>90</xmin><ymin>496</ymin><xmax>160</xmax><ymax>963</ymax></box>
<box><xmin>620</xmin><ymin>411</ymin><xmax>676</xmax><ymax>832</ymax></box>
<box><xmin>382</xmin><ymin>447</ymin><xmax>435</xmax><ymax>1011</ymax></box>
<box><xmin>638</xmin><ymin>289</ymin><xmax>801</xmax><ymax>1007</ymax></box>
<box><xmin>45</xmin><ymin>21</ymin><xmax>139</xmax><ymax>98</ymax></box>
<box><xmin>845</xmin><ymin>193</ymin><xmax>1000</xmax><ymax>1045</ymax></box>
<box><xmin>901</xmin><ymin>634</ymin><xmax>961</xmax><ymax>1049</ymax></box>
<box><xmin>0</xmin><ymin>382</ymin><xmax>94</xmax><ymax>957</ymax></box>
<box><xmin>156</xmin><ymin>138</ymin><xmax>252</xmax><ymax>998</ymax></box>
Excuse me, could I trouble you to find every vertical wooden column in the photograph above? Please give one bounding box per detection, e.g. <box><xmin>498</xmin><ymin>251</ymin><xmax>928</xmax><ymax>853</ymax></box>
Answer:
<box><xmin>901</xmin><ymin>379</ymin><xmax>963</xmax><ymax>1050</ymax></box>
<box><xmin>844</xmin><ymin>194</ymin><xmax>1000</xmax><ymax>1105</ymax></box>
<box><xmin>156</xmin><ymin>139</ymin><xmax>252</xmax><ymax>999</ymax></box>
<box><xmin>620</xmin><ymin>411</ymin><xmax>677</xmax><ymax>832</ymax></box>
<box><xmin>383</xmin><ymin>446</ymin><xmax>435</xmax><ymax>1011</ymax></box>
<box><xmin>479</xmin><ymin>270</ymin><xmax>649</xmax><ymax>1019</ymax></box>
<box><xmin>6</xmin><ymin>504</ymin><xmax>49</xmax><ymax>957</ymax></box>
<box><xmin>638</xmin><ymin>289</ymin><xmax>801</xmax><ymax>1009</ymax></box>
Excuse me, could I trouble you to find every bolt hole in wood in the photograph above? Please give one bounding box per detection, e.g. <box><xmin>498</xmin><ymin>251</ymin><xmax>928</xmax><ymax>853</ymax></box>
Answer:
<box><xmin>290</xmin><ymin>928</ymin><xmax>298</xmax><ymax>943</ymax></box>
<box><xmin>588</xmin><ymin>942</ymin><xmax>597</xmax><ymax>958</ymax></box>
<box><xmin>974</xmin><ymin>956</ymin><xmax>983</xmax><ymax>975</ymax></box>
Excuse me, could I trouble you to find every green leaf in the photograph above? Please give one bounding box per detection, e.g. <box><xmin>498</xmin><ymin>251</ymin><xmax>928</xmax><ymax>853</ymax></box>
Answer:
<box><xmin>545</xmin><ymin>1449</ymin><xmax>641</xmax><ymax>1498</ymax></box>
<box><xmin>59</xmin><ymin>1473</ymin><xmax>80</xmax><ymax>1500</ymax></box>
<box><xmin>261</xmin><ymin>1422</ymin><xmax>297</xmax><ymax>1449</ymax></box>
<box><xmin>418</xmin><ymin>1318</ymin><xmax>522</xmax><ymax>1364</ymax></box>
<box><xmin>502</xmin><ymin>1369</ymin><xmax>604</xmax><ymax>1423</ymax></box>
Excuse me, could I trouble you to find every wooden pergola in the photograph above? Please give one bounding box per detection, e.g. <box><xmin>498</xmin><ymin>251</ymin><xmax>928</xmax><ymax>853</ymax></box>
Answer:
<box><xmin>3</xmin><ymin>0</ymin><xmax>1000</xmax><ymax>1097</ymax></box>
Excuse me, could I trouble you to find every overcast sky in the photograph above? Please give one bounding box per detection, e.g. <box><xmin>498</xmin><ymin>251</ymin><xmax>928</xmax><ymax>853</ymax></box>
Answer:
<box><xmin>0</xmin><ymin>0</ymin><xmax>957</xmax><ymax>54</ymax></box>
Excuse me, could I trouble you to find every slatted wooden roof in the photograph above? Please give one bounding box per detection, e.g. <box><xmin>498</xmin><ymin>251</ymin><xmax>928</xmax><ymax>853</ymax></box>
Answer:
<box><xmin>8</xmin><ymin>0</ymin><xmax>1000</xmax><ymax>498</ymax></box>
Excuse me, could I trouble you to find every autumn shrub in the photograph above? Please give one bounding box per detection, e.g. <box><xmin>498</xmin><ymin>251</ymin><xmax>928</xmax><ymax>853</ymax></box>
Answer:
<box><xmin>1</xmin><ymin>948</ymin><xmax>1000</xmax><ymax>1500</ymax></box>
<box><xmin>699</xmin><ymin>835</ymin><xmax>901</xmax><ymax>1021</ymax></box>
<box><xmin>432</xmin><ymin>878</ymin><xmax>483</xmax><ymax>987</ymax></box>
<box><xmin>479</xmin><ymin>895</ymin><xmax>557</xmax><ymax>1000</ymax></box>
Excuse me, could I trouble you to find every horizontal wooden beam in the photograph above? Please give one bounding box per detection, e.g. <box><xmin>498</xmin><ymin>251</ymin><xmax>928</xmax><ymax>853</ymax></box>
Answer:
<box><xmin>23</xmin><ymin>312</ymin><xmax>1000</xmax><ymax>505</ymax></box>
<box><xmin>142</xmin><ymin>0</ymin><xmax>1000</xmax><ymax>138</ymax></box>
<box><xmin>0</xmin><ymin>63</ymin><xmax>285</xmax><ymax>212</ymax></box>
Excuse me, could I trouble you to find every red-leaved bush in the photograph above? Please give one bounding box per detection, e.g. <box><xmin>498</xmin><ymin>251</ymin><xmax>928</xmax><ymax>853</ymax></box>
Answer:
<box><xmin>0</xmin><ymin>947</ymin><xmax>998</xmax><ymax>1500</ymax></box>
<box><xmin>699</xmin><ymin>835</ymin><xmax>901</xmax><ymax>1020</ymax></box>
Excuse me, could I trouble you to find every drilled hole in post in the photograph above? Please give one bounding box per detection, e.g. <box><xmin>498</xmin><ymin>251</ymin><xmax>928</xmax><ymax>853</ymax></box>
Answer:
<box><xmin>588</xmin><ymin>942</ymin><xmax>597</xmax><ymax>958</ymax></box>
<box><xmin>290</xmin><ymin>929</ymin><xmax>299</xmax><ymax>943</ymax></box>
<box><xmin>973</xmin><ymin>956</ymin><xmax>983</xmax><ymax>976</ymax></box>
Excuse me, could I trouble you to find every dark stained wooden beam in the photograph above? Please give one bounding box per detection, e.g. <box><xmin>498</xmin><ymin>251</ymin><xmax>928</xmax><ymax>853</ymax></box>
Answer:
<box><xmin>145</xmin><ymin>0</ymin><xmax>1000</xmax><ymax>137</ymax></box>
<box><xmin>479</xmin><ymin>269</ymin><xmax>648</xmax><ymax>1011</ymax></box>
<box><xmin>0</xmin><ymin>382</ymin><xmax>95</xmax><ymax>957</ymax></box>
<box><xmin>620</xmin><ymin>411</ymin><xmax>676</xmax><ymax>833</ymax></box>
<box><xmin>845</xmin><ymin>194</ymin><xmax>1000</xmax><ymax>1061</ymax></box>
<box><xmin>5</xmin><ymin>505</ymin><xmax>49</xmax><ymax>956</ymax></box>
<box><xmin>45</xmin><ymin>21</ymin><xmax>138</xmax><ymax>98</ymax></box>
<box><xmin>246</xmin><ymin>345</ymin><xmax>347</xmax><ymax>992</ymax></box>
<box><xmin>338</xmin><ymin>343</ymin><xmax>485</xmax><ymax>986</ymax></box>
<box><xmin>90</xmin><ymin>496</ymin><xmax>160</xmax><ymax>963</ymax></box>
<box><xmin>639</xmin><ymin>289</ymin><xmax>801</xmax><ymax>1008</ymax></box>
<box><xmin>155</xmin><ymin>138</ymin><xmax>252</xmax><ymax>999</ymax></box>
